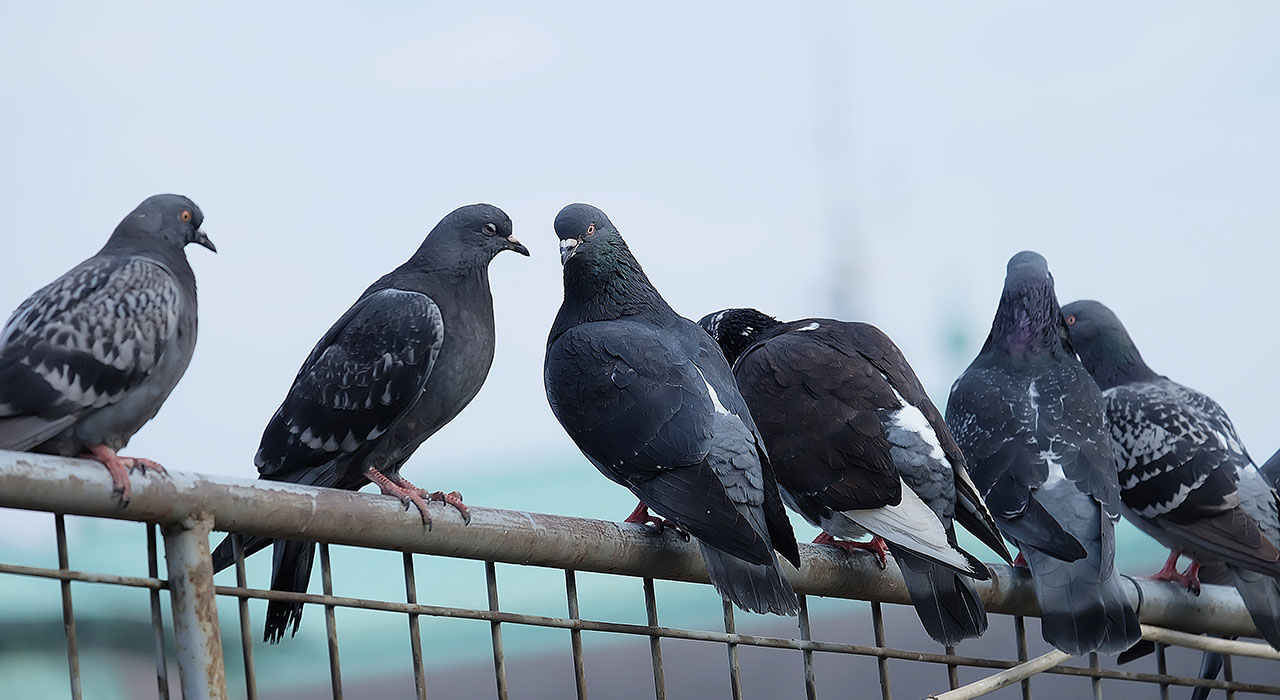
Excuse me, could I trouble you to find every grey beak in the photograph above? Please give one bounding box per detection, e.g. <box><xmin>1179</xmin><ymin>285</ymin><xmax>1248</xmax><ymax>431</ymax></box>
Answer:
<box><xmin>194</xmin><ymin>228</ymin><xmax>217</xmax><ymax>253</ymax></box>
<box><xmin>559</xmin><ymin>238</ymin><xmax>580</xmax><ymax>265</ymax></box>
<box><xmin>505</xmin><ymin>234</ymin><xmax>530</xmax><ymax>256</ymax></box>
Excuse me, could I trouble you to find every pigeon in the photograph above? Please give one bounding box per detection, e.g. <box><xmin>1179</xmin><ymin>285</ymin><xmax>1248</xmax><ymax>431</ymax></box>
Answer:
<box><xmin>0</xmin><ymin>194</ymin><xmax>215</xmax><ymax>505</ymax></box>
<box><xmin>544</xmin><ymin>204</ymin><xmax>801</xmax><ymax>616</ymax></box>
<box><xmin>210</xmin><ymin>203</ymin><xmax>528</xmax><ymax>643</ymax></box>
<box><xmin>1063</xmin><ymin>299</ymin><xmax>1280</xmax><ymax>652</ymax></box>
<box><xmin>946</xmin><ymin>251</ymin><xmax>1141</xmax><ymax>655</ymax></box>
<box><xmin>698</xmin><ymin>308</ymin><xmax>1012</xmax><ymax>644</ymax></box>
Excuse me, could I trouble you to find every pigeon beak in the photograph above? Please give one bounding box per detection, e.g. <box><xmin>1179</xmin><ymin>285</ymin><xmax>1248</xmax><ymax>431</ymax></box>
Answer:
<box><xmin>194</xmin><ymin>228</ymin><xmax>217</xmax><ymax>253</ymax></box>
<box><xmin>559</xmin><ymin>238</ymin><xmax>580</xmax><ymax>265</ymax></box>
<box><xmin>504</xmin><ymin>234</ymin><xmax>530</xmax><ymax>256</ymax></box>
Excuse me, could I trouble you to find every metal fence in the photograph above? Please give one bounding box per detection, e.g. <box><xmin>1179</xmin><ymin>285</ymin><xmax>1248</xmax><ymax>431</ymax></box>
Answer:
<box><xmin>1</xmin><ymin>450</ymin><xmax>1278</xmax><ymax>700</ymax></box>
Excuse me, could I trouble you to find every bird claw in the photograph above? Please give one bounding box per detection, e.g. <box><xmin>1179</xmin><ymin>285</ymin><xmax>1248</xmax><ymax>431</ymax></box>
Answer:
<box><xmin>813</xmin><ymin>532</ymin><xmax>889</xmax><ymax>568</ymax></box>
<box><xmin>124</xmin><ymin>457</ymin><xmax>168</xmax><ymax>477</ymax></box>
<box><xmin>624</xmin><ymin>503</ymin><xmax>689</xmax><ymax>540</ymax></box>
<box><xmin>429</xmin><ymin>490</ymin><xmax>471</xmax><ymax>525</ymax></box>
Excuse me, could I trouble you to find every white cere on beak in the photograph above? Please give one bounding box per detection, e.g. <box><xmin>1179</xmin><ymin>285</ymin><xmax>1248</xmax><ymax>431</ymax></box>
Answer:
<box><xmin>559</xmin><ymin>238</ymin><xmax>580</xmax><ymax>265</ymax></box>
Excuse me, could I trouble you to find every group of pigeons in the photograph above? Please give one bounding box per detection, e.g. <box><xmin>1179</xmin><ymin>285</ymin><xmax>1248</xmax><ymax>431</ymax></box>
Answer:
<box><xmin>1</xmin><ymin>197</ymin><xmax>1277</xmax><ymax>684</ymax></box>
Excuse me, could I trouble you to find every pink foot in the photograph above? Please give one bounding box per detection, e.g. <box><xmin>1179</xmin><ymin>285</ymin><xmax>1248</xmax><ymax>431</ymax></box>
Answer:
<box><xmin>1013</xmin><ymin>552</ymin><xmax>1027</xmax><ymax>567</ymax></box>
<box><xmin>1149</xmin><ymin>550</ymin><xmax>1201</xmax><ymax>594</ymax></box>
<box><xmin>83</xmin><ymin>445</ymin><xmax>168</xmax><ymax>507</ymax></box>
<box><xmin>366</xmin><ymin>468</ymin><xmax>433</xmax><ymax>528</ymax></box>
<box><xmin>813</xmin><ymin>532</ymin><xmax>889</xmax><ymax>569</ymax></box>
<box><xmin>624</xmin><ymin>502</ymin><xmax>689</xmax><ymax>540</ymax></box>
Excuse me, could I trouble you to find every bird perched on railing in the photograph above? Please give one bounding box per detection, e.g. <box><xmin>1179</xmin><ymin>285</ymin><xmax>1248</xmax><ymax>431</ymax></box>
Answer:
<box><xmin>0</xmin><ymin>194</ymin><xmax>215</xmax><ymax>506</ymax></box>
<box><xmin>210</xmin><ymin>203</ymin><xmax>528</xmax><ymax>643</ymax></box>
<box><xmin>1063</xmin><ymin>299</ymin><xmax>1280</xmax><ymax>653</ymax></box>
<box><xmin>946</xmin><ymin>251</ymin><xmax>1141</xmax><ymax>655</ymax></box>
<box><xmin>544</xmin><ymin>204</ymin><xmax>801</xmax><ymax>615</ymax></box>
<box><xmin>698</xmin><ymin>308</ymin><xmax>1012</xmax><ymax>644</ymax></box>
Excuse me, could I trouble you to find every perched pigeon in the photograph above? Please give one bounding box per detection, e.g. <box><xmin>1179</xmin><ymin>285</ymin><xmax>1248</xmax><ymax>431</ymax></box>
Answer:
<box><xmin>544</xmin><ymin>204</ymin><xmax>801</xmax><ymax>615</ymax></box>
<box><xmin>699</xmin><ymin>308</ymin><xmax>1011</xmax><ymax>644</ymax></box>
<box><xmin>210</xmin><ymin>203</ymin><xmax>528</xmax><ymax>643</ymax></box>
<box><xmin>0</xmin><ymin>194</ymin><xmax>215</xmax><ymax>505</ymax></box>
<box><xmin>1063</xmin><ymin>299</ymin><xmax>1280</xmax><ymax>651</ymax></box>
<box><xmin>946</xmin><ymin>252</ymin><xmax>1141</xmax><ymax>655</ymax></box>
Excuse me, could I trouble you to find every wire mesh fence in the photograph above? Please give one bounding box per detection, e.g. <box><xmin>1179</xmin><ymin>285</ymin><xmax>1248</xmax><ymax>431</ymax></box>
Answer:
<box><xmin>1</xmin><ymin>450</ymin><xmax>1278</xmax><ymax>700</ymax></box>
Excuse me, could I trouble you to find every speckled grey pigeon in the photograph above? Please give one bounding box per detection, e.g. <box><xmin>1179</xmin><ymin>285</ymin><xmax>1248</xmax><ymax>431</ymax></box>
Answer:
<box><xmin>544</xmin><ymin>204</ymin><xmax>801</xmax><ymax>616</ymax></box>
<box><xmin>1063</xmin><ymin>299</ymin><xmax>1280</xmax><ymax>652</ymax></box>
<box><xmin>0</xmin><ymin>194</ymin><xmax>214</xmax><ymax>505</ymax></box>
<box><xmin>946</xmin><ymin>252</ymin><xmax>1140</xmax><ymax>656</ymax></box>
<box><xmin>699</xmin><ymin>308</ymin><xmax>1011</xmax><ymax>644</ymax></box>
<box><xmin>210</xmin><ymin>203</ymin><xmax>527</xmax><ymax>643</ymax></box>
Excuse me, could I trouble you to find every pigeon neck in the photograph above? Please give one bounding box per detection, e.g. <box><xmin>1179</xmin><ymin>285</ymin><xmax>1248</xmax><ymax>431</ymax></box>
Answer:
<box><xmin>985</xmin><ymin>283</ymin><xmax>1069</xmax><ymax>358</ymax></box>
<box><xmin>553</xmin><ymin>242</ymin><xmax>673</xmax><ymax>333</ymax></box>
<box><xmin>1076</xmin><ymin>333</ymin><xmax>1158</xmax><ymax>390</ymax></box>
<box><xmin>99</xmin><ymin>233</ymin><xmax>195</xmax><ymax>283</ymax></box>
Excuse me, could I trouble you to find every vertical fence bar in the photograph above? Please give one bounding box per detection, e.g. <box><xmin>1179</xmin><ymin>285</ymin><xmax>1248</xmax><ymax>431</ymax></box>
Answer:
<box><xmin>55</xmin><ymin>514</ymin><xmax>82</xmax><ymax>700</ymax></box>
<box><xmin>1089</xmin><ymin>651</ymin><xmax>1102</xmax><ymax>700</ymax></box>
<box><xmin>945</xmin><ymin>645</ymin><xmax>959</xmax><ymax>690</ymax></box>
<box><xmin>1223</xmin><ymin>652</ymin><xmax>1236</xmax><ymax>700</ymax></box>
<box><xmin>147</xmin><ymin>524</ymin><xmax>171</xmax><ymax>700</ymax></box>
<box><xmin>1154</xmin><ymin>642</ymin><xmax>1169</xmax><ymax>700</ymax></box>
<box><xmin>797</xmin><ymin>596</ymin><xmax>818</xmax><ymax>700</ymax></box>
<box><xmin>1013</xmin><ymin>616</ymin><xmax>1031</xmax><ymax>700</ymax></box>
<box><xmin>232</xmin><ymin>535</ymin><xmax>258</xmax><ymax>700</ymax></box>
<box><xmin>722</xmin><ymin>600</ymin><xmax>743</xmax><ymax>700</ymax></box>
<box><xmin>871</xmin><ymin>601</ymin><xmax>891</xmax><ymax>700</ymax></box>
<box><xmin>161</xmin><ymin>512</ymin><xmax>228</xmax><ymax>700</ymax></box>
<box><xmin>319</xmin><ymin>543</ymin><xmax>343</xmax><ymax>700</ymax></box>
<box><xmin>565</xmin><ymin>570</ymin><xmax>588</xmax><ymax>700</ymax></box>
<box><xmin>486</xmin><ymin>561</ymin><xmax>509</xmax><ymax>700</ymax></box>
<box><xmin>403</xmin><ymin>553</ymin><xmax>427</xmax><ymax>700</ymax></box>
<box><xmin>642</xmin><ymin>578</ymin><xmax>667</xmax><ymax>700</ymax></box>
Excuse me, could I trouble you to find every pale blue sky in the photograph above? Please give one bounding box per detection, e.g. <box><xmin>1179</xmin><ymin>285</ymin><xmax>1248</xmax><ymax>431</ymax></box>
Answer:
<box><xmin>2</xmin><ymin>1</ymin><xmax>1278</xmax><ymax>490</ymax></box>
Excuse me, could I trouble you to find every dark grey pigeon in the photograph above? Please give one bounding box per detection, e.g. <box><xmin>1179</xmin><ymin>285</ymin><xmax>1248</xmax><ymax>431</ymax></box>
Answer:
<box><xmin>1063</xmin><ymin>299</ymin><xmax>1280</xmax><ymax>652</ymax></box>
<box><xmin>946</xmin><ymin>252</ymin><xmax>1140</xmax><ymax>655</ymax></box>
<box><xmin>0</xmin><ymin>194</ymin><xmax>215</xmax><ymax>505</ymax></box>
<box><xmin>544</xmin><ymin>204</ymin><xmax>801</xmax><ymax>616</ymax></box>
<box><xmin>210</xmin><ymin>203</ymin><xmax>527</xmax><ymax>643</ymax></box>
<box><xmin>699</xmin><ymin>308</ymin><xmax>1011</xmax><ymax>644</ymax></box>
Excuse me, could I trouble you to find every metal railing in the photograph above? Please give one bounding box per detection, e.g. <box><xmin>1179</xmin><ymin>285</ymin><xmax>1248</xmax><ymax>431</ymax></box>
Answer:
<box><xmin>0</xmin><ymin>450</ymin><xmax>1278</xmax><ymax>700</ymax></box>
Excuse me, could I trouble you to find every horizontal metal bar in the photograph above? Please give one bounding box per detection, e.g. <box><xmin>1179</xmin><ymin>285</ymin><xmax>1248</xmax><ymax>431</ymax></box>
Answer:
<box><xmin>1138</xmin><ymin>625</ymin><xmax>1280</xmax><ymax>660</ymax></box>
<box><xmin>0</xmin><ymin>452</ymin><xmax>1262</xmax><ymax>640</ymax></box>
<box><xmin>0</xmin><ymin>561</ymin><xmax>166</xmax><ymax>589</ymax></box>
<box><xmin>928</xmin><ymin>650</ymin><xmax>1072</xmax><ymax>700</ymax></box>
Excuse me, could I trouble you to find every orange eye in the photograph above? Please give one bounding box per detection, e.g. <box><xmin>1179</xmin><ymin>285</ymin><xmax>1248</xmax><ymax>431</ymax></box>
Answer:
<box><xmin>1066</xmin><ymin>315</ymin><xmax>1076</xmax><ymax>326</ymax></box>
<box><xmin>586</xmin><ymin>223</ymin><xmax>596</xmax><ymax>236</ymax></box>
<box><xmin>180</xmin><ymin>210</ymin><xmax>192</xmax><ymax>223</ymax></box>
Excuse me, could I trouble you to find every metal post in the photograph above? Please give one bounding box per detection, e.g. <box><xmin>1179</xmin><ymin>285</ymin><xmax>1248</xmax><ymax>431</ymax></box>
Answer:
<box><xmin>162</xmin><ymin>512</ymin><xmax>228</xmax><ymax>700</ymax></box>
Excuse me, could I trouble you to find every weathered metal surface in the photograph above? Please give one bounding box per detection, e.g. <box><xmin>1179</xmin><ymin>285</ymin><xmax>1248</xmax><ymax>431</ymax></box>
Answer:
<box><xmin>0</xmin><ymin>451</ymin><xmax>1264</xmax><ymax>641</ymax></box>
<box><xmin>162</xmin><ymin>512</ymin><xmax>228</xmax><ymax>700</ymax></box>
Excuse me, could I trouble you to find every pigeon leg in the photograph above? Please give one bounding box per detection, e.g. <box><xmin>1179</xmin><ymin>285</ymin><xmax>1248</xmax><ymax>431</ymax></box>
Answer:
<box><xmin>84</xmin><ymin>445</ymin><xmax>136</xmax><ymax>506</ymax></box>
<box><xmin>388</xmin><ymin>475</ymin><xmax>471</xmax><ymax>526</ymax></box>
<box><xmin>1013</xmin><ymin>552</ymin><xmax>1027</xmax><ymax>567</ymax></box>
<box><xmin>365</xmin><ymin>467</ymin><xmax>432</xmax><ymax>528</ymax></box>
<box><xmin>1149</xmin><ymin>549</ymin><xmax>1201</xmax><ymax>593</ymax></box>
<box><xmin>812</xmin><ymin>532</ymin><xmax>889</xmax><ymax>569</ymax></box>
<box><xmin>624</xmin><ymin>502</ymin><xmax>690</xmax><ymax>540</ymax></box>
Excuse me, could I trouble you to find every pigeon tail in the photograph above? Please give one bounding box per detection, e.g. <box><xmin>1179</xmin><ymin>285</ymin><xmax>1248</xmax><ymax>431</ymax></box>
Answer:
<box><xmin>210</xmin><ymin>533</ymin><xmax>273</xmax><ymax>575</ymax></box>
<box><xmin>1228</xmin><ymin>565</ymin><xmax>1280</xmax><ymax>650</ymax></box>
<box><xmin>1189</xmin><ymin>650</ymin><xmax>1226</xmax><ymax>700</ymax></box>
<box><xmin>1023</xmin><ymin>547</ymin><xmax>1141</xmax><ymax>655</ymax></box>
<box><xmin>698</xmin><ymin>540</ymin><xmax>799</xmax><ymax>616</ymax></box>
<box><xmin>893</xmin><ymin>546</ymin><xmax>989</xmax><ymax>645</ymax></box>
<box><xmin>263</xmin><ymin>538</ymin><xmax>316</xmax><ymax>644</ymax></box>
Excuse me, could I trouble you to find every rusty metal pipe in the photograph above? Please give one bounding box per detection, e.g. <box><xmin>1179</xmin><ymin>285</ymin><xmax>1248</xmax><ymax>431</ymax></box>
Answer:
<box><xmin>162</xmin><ymin>512</ymin><xmax>228</xmax><ymax>700</ymax></box>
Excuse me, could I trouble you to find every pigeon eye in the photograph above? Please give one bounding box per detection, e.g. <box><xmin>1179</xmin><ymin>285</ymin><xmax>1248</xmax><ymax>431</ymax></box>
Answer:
<box><xmin>586</xmin><ymin>223</ymin><xmax>596</xmax><ymax>236</ymax></box>
<box><xmin>179</xmin><ymin>210</ymin><xmax>192</xmax><ymax>223</ymax></box>
<box><xmin>1066</xmin><ymin>315</ymin><xmax>1076</xmax><ymax>326</ymax></box>
<box><xmin>483</xmin><ymin>222</ymin><xmax>498</xmax><ymax>236</ymax></box>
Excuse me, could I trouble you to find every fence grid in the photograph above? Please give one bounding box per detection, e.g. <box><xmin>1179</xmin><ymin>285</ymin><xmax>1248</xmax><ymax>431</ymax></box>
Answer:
<box><xmin>1</xmin><ymin>451</ymin><xmax>1278</xmax><ymax>700</ymax></box>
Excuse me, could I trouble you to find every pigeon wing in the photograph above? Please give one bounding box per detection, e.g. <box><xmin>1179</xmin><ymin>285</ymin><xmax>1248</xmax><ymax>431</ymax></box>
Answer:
<box><xmin>255</xmin><ymin>288</ymin><xmax>444</xmax><ymax>477</ymax></box>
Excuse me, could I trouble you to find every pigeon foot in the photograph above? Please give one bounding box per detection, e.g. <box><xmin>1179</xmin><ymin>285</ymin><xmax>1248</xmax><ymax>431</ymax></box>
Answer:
<box><xmin>1149</xmin><ymin>550</ymin><xmax>1201</xmax><ymax>594</ymax></box>
<box><xmin>366</xmin><ymin>468</ymin><xmax>433</xmax><ymax>528</ymax></box>
<box><xmin>83</xmin><ymin>445</ymin><xmax>166</xmax><ymax>507</ymax></box>
<box><xmin>389</xmin><ymin>475</ymin><xmax>472</xmax><ymax>526</ymax></box>
<box><xmin>624</xmin><ymin>502</ymin><xmax>689</xmax><ymax>540</ymax></box>
<box><xmin>813</xmin><ymin>532</ymin><xmax>889</xmax><ymax>568</ymax></box>
<box><xmin>1013</xmin><ymin>552</ymin><xmax>1027</xmax><ymax>567</ymax></box>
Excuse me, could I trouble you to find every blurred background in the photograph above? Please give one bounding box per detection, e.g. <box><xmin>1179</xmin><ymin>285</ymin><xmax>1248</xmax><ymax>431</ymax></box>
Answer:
<box><xmin>1</xmin><ymin>1</ymin><xmax>1278</xmax><ymax>697</ymax></box>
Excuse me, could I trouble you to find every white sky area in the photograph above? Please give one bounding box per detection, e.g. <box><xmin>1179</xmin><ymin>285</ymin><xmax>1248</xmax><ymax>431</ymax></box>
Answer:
<box><xmin>1</xmin><ymin>2</ymin><xmax>1278</xmax><ymax>489</ymax></box>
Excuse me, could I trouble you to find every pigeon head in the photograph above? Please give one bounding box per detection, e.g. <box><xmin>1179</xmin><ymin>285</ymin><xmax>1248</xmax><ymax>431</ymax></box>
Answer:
<box><xmin>698</xmin><ymin>308</ymin><xmax>781</xmax><ymax>365</ymax></box>
<box><xmin>985</xmin><ymin>250</ymin><xmax>1072</xmax><ymax>357</ymax></box>
<box><xmin>1061</xmin><ymin>300</ymin><xmax>1156</xmax><ymax>389</ymax></box>
<box><xmin>111</xmin><ymin>194</ymin><xmax>216</xmax><ymax>254</ymax></box>
<box><xmin>414</xmin><ymin>203</ymin><xmax>527</xmax><ymax>267</ymax></box>
<box><xmin>553</xmin><ymin>203</ymin><xmax>622</xmax><ymax>266</ymax></box>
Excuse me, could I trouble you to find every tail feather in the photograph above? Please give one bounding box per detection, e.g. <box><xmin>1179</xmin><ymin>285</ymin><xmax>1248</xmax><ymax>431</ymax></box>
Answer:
<box><xmin>263</xmin><ymin>539</ymin><xmax>317</xmax><ymax>643</ymax></box>
<box><xmin>1024</xmin><ymin>548</ymin><xmax>1141</xmax><ymax>655</ymax></box>
<box><xmin>893</xmin><ymin>546</ymin><xmax>988</xmax><ymax>645</ymax></box>
<box><xmin>1227</xmin><ymin>565</ymin><xmax>1280</xmax><ymax>649</ymax></box>
<box><xmin>210</xmin><ymin>533</ymin><xmax>273</xmax><ymax>574</ymax></box>
<box><xmin>1189</xmin><ymin>650</ymin><xmax>1225</xmax><ymax>700</ymax></box>
<box><xmin>698</xmin><ymin>540</ymin><xmax>799</xmax><ymax>616</ymax></box>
